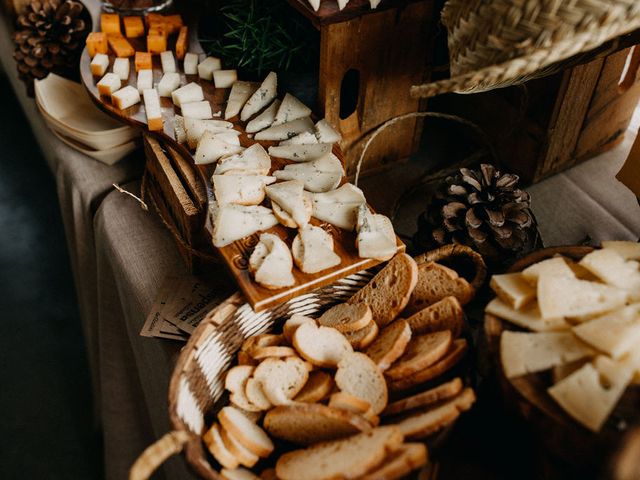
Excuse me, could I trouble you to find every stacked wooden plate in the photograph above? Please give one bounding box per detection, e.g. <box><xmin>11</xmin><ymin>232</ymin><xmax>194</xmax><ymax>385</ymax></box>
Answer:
<box><xmin>34</xmin><ymin>73</ymin><xmax>140</xmax><ymax>164</ymax></box>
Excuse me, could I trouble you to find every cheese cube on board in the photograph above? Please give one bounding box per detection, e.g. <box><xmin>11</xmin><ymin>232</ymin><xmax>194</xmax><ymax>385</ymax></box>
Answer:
<box><xmin>176</xmin><ymin>26</ymin><xmax>188</xmax><ymax>60</ymax></box>
<box><xmin>157</xmin><ymin>72</ymin><xmax>181</xmax><ymax>97</ymax></box>
<box><xmin>123</xmin><ymin>16</ymin><xmax>144</xmax><ymax>38</ymax></box>
<box><xmin>112</xmin><ymin>57</ymin><xmax>130</xmax><ymax>81</ymax></box>
<box><xmin>90</xmin><ymin>53</ymin><xmax>109</xmax><ymax>77</ymax></box>
<box><xmin>97</xmin><ymin>73</ymin><xmax>121</xmax><ymax>97</ymax></box>
<box><xmin>214</xmin><ymin>70</ymin><xmax>238</xmax><ymax>89</ymax></box>
<box><xmin>143</xmin><ymin>88</ymin><xmax>163</xmax><ymax>131</ymax></box>
<box><xmin>112</xmin><ymin>85</ymin><xmax>141</xmax><ymax>110</ymax></box>
<box><xmin>86</xmin><ymin>32</ymin><xmax>108</xmax><ymax>58</ymax></box>
<box><xmin>100</xmin><ymin>13</ymin><xmax>120</xmax><ymax>35</ymax></box>
<box><xmin>134</xmin><ymin>51</ymin><xmax>152</xmax><ymax>72</ymax></box>
<box><xmin>160</xmin><ymin>50</ymin><xmax>176</xmax><ymax>73</ymax></box>
<box><xmin>137</xmin><ymin>69</ymin><xmax>153</xmax><ymax>93</ymax></box>
<box><xmin>147</xmin><ymin>34</ymin><xmax>167</xmax><ymax>54</ymax></box>
<box><xmin>107</xmin><ymin>34</ymin><xmax>135</xmax><ymax>58</ymax></box>
<box><xmin>171</xmin><ymin>82</ymin><xmax>204</xmax><ymax>107</ymax></box>
<box><xmin>181</xmin><ymin>101</ymin><xmax>213</xmax><ymax>120</ymax></box>
<box><xmin>183</xmin><ymin>53</ymin><xmax>199</xmax><ymax>75</ymax></box>
<box><xmin>198</xmin><ymin>56</ymin><xmax>221</xmax><ymax>80</ymax></box>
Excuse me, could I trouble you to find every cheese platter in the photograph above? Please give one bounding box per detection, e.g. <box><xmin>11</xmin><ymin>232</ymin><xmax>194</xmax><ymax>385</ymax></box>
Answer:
<box><xmin>79</xmin><ymin>13</ymin><xmax>404</xmax><ymax>311</ymax></box>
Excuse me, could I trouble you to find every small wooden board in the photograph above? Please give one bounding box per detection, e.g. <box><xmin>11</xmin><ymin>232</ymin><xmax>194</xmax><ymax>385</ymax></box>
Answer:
<box><xmin>80</xmin><ymin>33</ymin><xmax>403</xmax><ymax>312</ymax></box>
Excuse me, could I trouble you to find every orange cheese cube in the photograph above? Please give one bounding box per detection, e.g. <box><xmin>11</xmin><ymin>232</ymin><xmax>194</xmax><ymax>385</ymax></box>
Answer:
<box><xmin>148</xmin><ymin>117</ymin><xmax>163</xmax><ymax>131</ymax></box>
<box><xmin>175</xmin><ymin>26</ymin><xmax>188</xmax><ymax>60</ymax></box>
<box><xmin>164</xmin><ymin>14</ymin><xmax>183</xmax><ymax>34</ymax></box>
<box><xmin>134</xmin><ymin>51</ymin><xmax>152</xmax><ymax>71</ymax></box>
<box><xmin>123</xmin><ymin>16</ymin><xmax>145</xmax><ymax>38</ymax></box>
<box><xmin>86</xmin><ymin>32</ymin><xmax>108</xmax><ymax>57</ymax></box>
<box><xmin>107</xmin><ymin>34</ymin><xmax>135</xmax><ymax>58</ymax></box>
<box><xmin>147</xmin><ymin>34</ymin><xmax>167</xmax><ymax>54</ymax></box>
<box><xmin>147</xmin><ymin>24</ymin><xmax>167</xmax><ymax>37</ymax></box>
<box><xmin>144</xmin><ymin>13</ymin><xmax>164</xmax><ymax>28</ymax></box>
<box><xmin>101</xmin><ymin>13</ymin><xmax>121</xmax><ymax>34</ymax></box>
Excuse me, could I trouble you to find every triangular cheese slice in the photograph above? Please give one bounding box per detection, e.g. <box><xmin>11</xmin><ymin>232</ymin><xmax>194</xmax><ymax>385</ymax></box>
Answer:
<box><xmin>337</xmin><ymin>0</ymin><xmax>348</xmax><ymax>9</ymax></box>
<box><xmin>214</xmin><ymin>143</ymin><xmax>272</xmax><ymax>176</ymax></box>
<box><xmin>307</xmin><ymin>0</ymin><xmax>320</xmax><ymax>10</ymax></box>
<box><xmin>485</xmin><ymin>297</ymin><xmax>569</xmax><ymax>332</ymax></box>
<box><xmin>265</xmin><ymin>180</ymin><xmax>310</xmax><ymax>227</ymax></box>
<box><xmin>315</xmin><ymin>119</ymin><xmax>341</xmax><ymax>143</ymax></box>
<box><xmin>579</xmin><ymin>249</ymin><xmax>640</xmax><ymax>291</ymax></box>
<box><xmin>184</xmin><ymin>117</ymin><xmax>234</xmax><ymax>149</ymax></box>
<box><xmin>224</xmin><ymin>81</ymin><xmax>259</xmax><ymax>120</ymax></box>
<box><xmin>292</xmin><ymin>224</ymin><xmax>341</xmax><ymax>274</ymax></box>
<box><xmin>273</xmin><ymin>154</ymin><xmax>343</xmax><ymax>193</ymax></box>
<box><xmin>355</xmin><ymin>205</ymin><xmax>397</xmax><ymax>261</ymax></box>
<box><xmin>521</xmin><ymin>257</ymin><xmax>575</xmax><ymax>286</ymax></box>
<box><xmin>273</xmin><ymin>93</ymin><xmax>312</xmax><ymax>126</ymax></box>
<box><xmin>572</xmin><ymin>304</ymin><xmax>640</xmax><ymax>358</ymax></box>
<box><xmin>537</xmin><ymin>275</ymin><xmax>628</xmax><ymax>320</ymax></box>
<box><xmin>280</xmin><ymin>131</ymin><xmax>318</xmax><ymax>146</ymax></box>
<box><xmin>500</xmin><ymin>331</ymin><xmax>595</xmax><ymax>378</ymax></box>
<box><xmin>245</xmin><ymin>99</ymin><xmax>280</xmax><ymax>134</ymax></box>
<box><xmin>268</xmin><ymin>143</ymin><xmax>333</xmax><ymax>162</ymax></box>
<box><xmin>212</xmin><ymin>205</ymin><xmax>278</xmax><ymax>247</ymax></box>
<box><xmin>240</xmin><ymin>71</ymin><xmax>277</xmax><ymax>121</ymax></box>
<box><xmin>195</xmin><ymin>132</ymin><xmax>244</xmax><ymax>164</ymax></box>
<box><xmin>601</xmin><ymin>240</ymin><xmax>640</xmax><ymax>260</ymax></box>
<box><xmin>490</xmin><ymin>272</ymin><xmax>536</xmax><ymax>309</ymax></box>
<box><xmin>370</xmin><ymin>0</ymin><xmax>381</xmax><ymax>7</ymax></box>
<box><xmin>212</xmin><ymin>174</ymin><xmax>276</xmax><ymax>205</ymax></box>
<box><xmin>311</xmin><ymin>183</ymin><xmax>366</xmax><ymax>230</ymax></box>
<box><xmin>254</xmin><ymin>117</ymin><xmax>315</xmax><ymax>142</ymax></box>
<box><xmin>249</xmin><ymin>233</ymin><xmax>295</xmax><ymax>289</ymax></box>
<box><xmin>548</xmin><ymin>357</ymin><xmax>632</xmax><ymax>432</ymax></box>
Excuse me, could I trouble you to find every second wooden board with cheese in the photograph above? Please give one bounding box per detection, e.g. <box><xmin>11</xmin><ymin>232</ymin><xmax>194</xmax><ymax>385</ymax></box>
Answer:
<box><xmin>80</xmin><ymin>12</ymin><xmax>404</xmax><ymax>311</ymax></box>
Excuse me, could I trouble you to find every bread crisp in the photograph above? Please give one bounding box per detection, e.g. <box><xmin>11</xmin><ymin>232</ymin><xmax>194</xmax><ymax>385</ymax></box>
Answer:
<box><xmin>404</xmin><ymin>262</ymin><xmax>474</xmax><ymax>315</ymax></box>
<box><xmin>317</xmin><ymin>302</ymin><xmax>373</xmax><ymax>333</ymax></box>
<box><xmin>220</xmin><ymin>467</ymin><xmax>260</xmax><ymax>480</ymax></box>
<box><xmin>365</xmin><ymin>319</ymin><xmax>412</xmax><ymax>371</ymax></box>
<box><xmin>218</xmin><ymin>406</ymin><xmax>274</xmax><ymax>458</ymax></box>
<box><xmin>253</xmin><ymin>357</ymin><xmax>309</xmax><ymax>406</ymax></box>
<box><xmin>383</xmin><ymin>378</ymin><xmax>463</xmax><ymax>416</ymax></box>
<box><xmin>241</xmin><ymin>334</ymin><xmax>284</xmax><ymax>355</ymax></box>
<box><xmin>294</xmin><ymin>370</ymin><xmax>334</xmax><ymax>403</ymax></box>
<box><xmin>244</xmin><ymin>378</ymin><xmax>272</xmax><ymax>410</ymax></box>
<box><xmin>344</xmin><ymin>320</ymin><xmax>379</xmax><ymax>349</ymax></box>
<box><xmin>225</xmin><ymin>365</ymin><xmax>261</xmax><ymax>412</ymax></box>
<box><xmin>336</xmin><ymin>352</ymin><xmax>388</xmax><ymax>415</ymax></box>
<box><xmin>251</xmin><ymin>346</ymin><xmax>296</xmax><ymax>359</ymax></box>
<box><xmin>293</xmin><ymin>322</ymin><xmax>353</xmax><ymax>368</ymax></box>
<box><xmin>405</xmin><ymin>296</ymin><xmax>465</xmax><ymax>338</ymax></box>
<box><xmin>385</xmin><ymin>331</ymin><xmax>453</xmax><ymax>380</ymax></box>
<box><xmin>329</xmin><ymin>391</ymin><xmax>371</xmax><ymax>414</ymax></box>
<box><xmin>348</xmin><ymin>253</ymin><xmax>418</xmax><ymax>327</ymax></box>
<box><xmin>283</xmin><ymin>315</ymin><xmax>315</xmax><ymax>344</ymax></box>
<box><xmin>220</xmin><ymin>425</ymin><xmax>259</xmax><ymax>468</ymax></box>
<box><xmin>203</xmin><ymin>423</ymin><xmax>240</xmax><ymax>470</ymax></box>
<box><xmin>359</xmin><ymin>443</ymin><xmax>428</xmax><ymax>480</ymax></box>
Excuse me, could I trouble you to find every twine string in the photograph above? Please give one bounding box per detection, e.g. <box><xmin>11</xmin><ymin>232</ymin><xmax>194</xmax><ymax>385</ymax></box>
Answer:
<box><xmin>112</xmin><ymin>182</ymin><xmax>148</xmax><ymax>211</ymax></box>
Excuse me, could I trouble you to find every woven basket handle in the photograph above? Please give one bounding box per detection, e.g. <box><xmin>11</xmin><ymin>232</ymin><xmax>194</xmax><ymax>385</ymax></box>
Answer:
<box><xmin>129</xmin><ymin>430</ymin><xmax>191</xmax><ymax>480</ymax></box>
<box><xmin>414</xmin><ymin>244</ymin><xmax>487</xmax><ymax>291</ymax></box>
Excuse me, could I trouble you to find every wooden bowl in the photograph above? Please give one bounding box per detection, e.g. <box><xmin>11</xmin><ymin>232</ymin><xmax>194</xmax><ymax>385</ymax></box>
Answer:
<box><xmin>484</xmin><ymin>246</ymin><xmax>640</xmax><ymax>478</ymax></box>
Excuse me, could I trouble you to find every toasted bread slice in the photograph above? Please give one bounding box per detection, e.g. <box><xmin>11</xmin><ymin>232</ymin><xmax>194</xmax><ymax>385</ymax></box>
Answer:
<box><xmin>283</xmin><ymin>315</ymin><xmax>316</xmax><ymax>344</ymax></box>
<box><xmin>241</xmin><ymin>334</ymin><xmax>284</xmax><ymax>355</ymax></box>
<box><xmin>244</xmin><ymin>378</ymin><xmax>272</xmax><ymax>411</ymax></box>
<box><xmin>251</xmin><ymin>346</ymin><xmax>297</xmax><ymax>359</ymax></box>
<box><xmin>259</xmin><ymin>468</ymin><xmax>277</xmax><ymax>480</ymax></box>
<box><xmin>203</xmin><ymin>423</ymin><xmax>240</xmax><ymax>470</ymax></box>
<box><xmin>220</xmin><ymin>425</ymin><xmax>259</xmax><ymax>468</ymax></box>
<box><xmin>317</xmin><ymin>302</ymin><xmax>373</xmax><ymax>333</ymax></box>
<box><xmin>329</xmin><ymin>391</ymin><xmax>371</xmax><ymax>414</ymax></box>
<box><xmin>225</xmin><ymin>365</ymin><xmax>261</xmax><ymax>412</ymax></box>
<box><xmin>384</xmin><ymin>378</ymin><xmax>463</xmax><ymax>416</ymax></box>
<box><xmin>348</xmin><ymin>253</ymin><xmax>418</xmax><ymax>327</ymax></box>
<box><xmin>237</xmin><ymin>351</ymin><xmax>257</xmax><ymax>366</ymax></box>
<box><xmin>294</xmin><ymin>370</ymin><xmax>334</xmax><ymax>403</ymax></box>
<box><xmin>389</xmin><ymin>339</ymin><xmax>467</xmax><ymax>392</ymax></box>
<box><xmin>404</xmin><ymin>262</ymin><xmax>474</xmax><ymax>315</ymax></box>
<box><xmin>365</xmin><ymin>319</ymin><xmax>412</xmax><ymax>371</ymax></box>
<box><xmin>336</xmin><ymin>352</ymin><xmax>388</xmax><ymax>415</ymax></box>
<box><xmin>406</xmin><ymin>296</ymin><xmax>465</xmax><ymax>338</ymax></box>
<box><xmin>254</xmin><ymin>357</ymin><xmax>309</xmax><ymax>406</ymax></box>
<box><xmin>275</xmin><ymin>426</ymin><xmax>404</xmax><ymax>480</ymax></box>
<box><xmin>360</xmin><ymin>442</ymin><xmax>428</xmax><ymax>480</ymax></box>
<box><xmin>293</xmin><ymin>322</ymin><xmax>353</xmax><ymax>368</ymax></box>
<box><xmin>264</xmin><ymin>403</ymin><xmax>371</xmax><ymax>445</ymax></box>
<box><xmin>221</xmin><ymin>467</ymin><xmax>260</xmax><ymax>480</ymax></box>
<box><xmin>385</xmin><ymin>331</ymin><xmax>452</xmax><ymax>380</ymax></box>
<box><xmin>218</xmin><ymin>406</ymin><xmax>274</xmax><ymax>458</ymax></box>
<box><xmin>344</xmin><ymin>320</ymin><xmax>379</xmax><ymax>350</ymax></box>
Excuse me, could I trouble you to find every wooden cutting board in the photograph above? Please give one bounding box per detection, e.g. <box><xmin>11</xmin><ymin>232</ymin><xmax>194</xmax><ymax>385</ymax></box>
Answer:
<box><xmin>79</xmin><ymin>30</ymin><xmax>404</xmax><ymax>312</ymax></box>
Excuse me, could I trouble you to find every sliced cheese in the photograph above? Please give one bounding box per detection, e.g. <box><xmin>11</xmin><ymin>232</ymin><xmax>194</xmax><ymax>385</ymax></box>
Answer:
<box><xmin>254</xmin><ymin>117</ymin><xmax>315</xmax><ymax>142</ymax></box>
<box><xmin>315</xmin><ymin>119</ymin><xmax>341</xmax><ymax>143</ymax></box>
<box><xmin>273</xmin><ymin>93</ymin><xmax>311</xmax><ymax>126</ymax></box>
<box><xmin>272</xmin><ymin>194</ymin><xmax>312</xmax><ymax>228</ymax></box>
<box><xmin>212</xmin><ymin>205</ymin><xmax>278</xmax><ymax>247</ymax></box>
<box><xmin>308</xmin><ymin>0</ymin><xmax>320</xmax><ymax>10</ymax></box>
<box><xmin>212</xmin><ymin>175</ymin><xmax>276</xmax><ymax>206</ymax></box>
<box><xmin>241</xmin><ymin>71</ymin><xmax>277</xmax><ymax>121</ymax></box>
<box><xmin>579</xmin><ymin>249</ymin><xmax>640</xmax><ymax>291</ymax></box>
<box><xmin>490</xmin><ymin>272</ymin><xmax>536</xmax><ymax>309</ymax></box>
<box><xmin>245</xmin><ymin>99</ymin><xmax>281</xmax><ymax>134</ymax></box>
<box><xmin>268</xmin><ymin>143</ymin><xmax>333</xmax><ymax>162</ymax></box>
<box><xmin>225</xmin><ymin>81</ymin><xmax>259</xmax><ymax>120</ymax></box>
<box><xmin>521</xmin><ymin>257</ymin><xmax>575</xmax><ymax>286</ymax></box>
<box><xmin>181</xmin><ymin>101</ymin><xmax>213</xmax><ymax>120</ymax></box>
<box><xmin>337</xmin><ymin>0</ymin><xmax>348</xmax><ymax>9</ymax></box>
<box><xmin>485</xmin><ymin>297</ymin><xmax>569</xmax><ymax>332</ymax></box>
<box><xmin>292</xmin><ymin>224</ymin><xmax>341</xmax><ymax>274</ymax></box>
<box><xmin>171</xmin><ymin>82</ymin><xmax>204</xmax><ymax>107</ymax></box>
<box><xmin>310</xmin><ymin>183</ymin><xmax>366</xmax><ymax>230</ymax></box>
<box><xmin>280</xmin><ymin>131</ymin><xmax>318</xmax><ymax>146</ymax></box>
<box><xmin>273</xmin><ymin>154</ymin><xmax>343</xmax><ymax>193</ymax></box>
<box><xmin>355</xmin><ymin>205</ymin><xmax>396</xmax><ymax>261</ymax></box>
<box><xmin>214</xmin><ymin>143</ymin><xmax>272</xmax><ymax>176</ymax></box>
<box><xmin>184</xmin><ymin>117</ymin><xmax>234</xmax><ymax>149</ymax></box>
<box><xmin>500</xmin><ymin>330</ymin><xmax>595</xmax><ymax>378</ymax></box>
<box><xmin>265</xmin><ymin>180</ymin><xmax>310</xmax><ymax>228</ymax></box>
<box><xmin>249</xmin><ymin>233</ymin><xmax>295</xmax><ymax>289</ymax></box>
<box><xmin>601</xmin><ymin>240</ymin><xmax>640</xmax><ymax>260</ymax></box>
<box><xmin>548</xmin><ymin>357</ymin><xmax>632</xmax><ymax>432</ymax></box>
<box><xmin>195</xmin><ymin>131</ymin><xmax>244</xmax><ymax>164</ymax></box>
<box><xmin>572</xmin><ymin>304</ymin><xmax>640</xmax><ymax>358</ymax></box>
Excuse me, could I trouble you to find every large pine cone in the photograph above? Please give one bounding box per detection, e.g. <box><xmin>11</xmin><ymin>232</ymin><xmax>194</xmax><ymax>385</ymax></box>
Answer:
<box><xmin>415</xmin><ymin>164</ymin><xmax>539</xmax><ymax>263</ymax></box>
<box><xmin>13</xmin><ymin>0</ymin><xmax>89</xmax><ymax>96</ymax></box>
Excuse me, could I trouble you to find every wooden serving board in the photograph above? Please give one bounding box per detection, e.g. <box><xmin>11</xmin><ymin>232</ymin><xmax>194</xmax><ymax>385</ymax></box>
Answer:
<box><xmin>79</xmin><ymin>32</ymin><xmax>403</xmax><ymax>312</ymax></box>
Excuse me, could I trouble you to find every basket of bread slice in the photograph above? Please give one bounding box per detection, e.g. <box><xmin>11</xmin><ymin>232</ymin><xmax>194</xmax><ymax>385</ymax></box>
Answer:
<box><xmin>484</xmin><ymin>242</ymin><xmax>640</xmax><ymax>477</ymax></box>
<box><xmin>130</xmin><ymin>246</ymin><xmax>486</xmax><ymax>480</ymax></box>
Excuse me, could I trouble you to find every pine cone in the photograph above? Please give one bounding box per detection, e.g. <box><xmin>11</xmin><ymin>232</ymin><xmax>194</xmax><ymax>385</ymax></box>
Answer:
<box><xmin>13</xmin><ymin>0</ymin><xmax>89</xmax><ymax>96</ymax></box>
<box><xmin>415</xmin><ymin>164</ymin><xmax>538</xmax><ymax>262</ymax></box>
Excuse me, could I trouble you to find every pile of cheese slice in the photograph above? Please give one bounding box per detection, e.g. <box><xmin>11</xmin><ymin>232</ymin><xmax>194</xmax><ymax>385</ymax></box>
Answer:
<box><xmin>306</xmin><ymin>0</ymin><xmax>382</xmax><ymax>12</ymax></box>
<box><xmin>487</xmin><ymin>241</ymin><xmax>640</xmax><ymax>432</ymax></box>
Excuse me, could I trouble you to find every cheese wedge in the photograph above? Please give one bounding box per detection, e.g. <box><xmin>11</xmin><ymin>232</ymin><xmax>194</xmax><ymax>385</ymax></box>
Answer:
<box><xmin>160</xmin><ymin>50</ymin><xmax>176</xmax><ymax>73</ymax></box>
<box><xmin>254</xmin><ymin>117</ymin><xmax>315</xmax><ymax>141</ymax></box>
<box><xmin>142</xmin><ymin>88</ymin><xmax>163</xmax><ymax>131</ymax></box>
<box><xmin>337</xmin><ymin>0</ymin><xmax>348</xmax><ymax>9</ymax></box>
<box><xmin>500</xmin><ymin>331</ymin><xmax>595</xmax><ymax>378</ymax></box>
<box><xmin>249</xmin><ymin>233</ymin><xmax>295</xmax><ymax>289</ymax></box>
<box><xmin>579</xmin><ymin>249</ymin><xmax>640</xmax><ymax>291</ymax></box>
<box><xmin>521</xmin><ymin>257</ymin><xmax>575</xmax><ymax>286</ymax></box>
<box><xmin>214</xmin><ymin>70</ymin><xmax>238</xmax><ymax>89</ymax></box>
<box><xmin>198</xmin><ymin>56</ymin><xmax>221</xmax><ymax>80</ymax></box>
<box><xmin>548</xmin><ymin>357</ymin><xmax>632</xmax><ymax>432</ymax></box>
<box><xmin>485</xmin><ymin>297</ymin><xmax>569</xmax><ymax>332</ymax></box>
<box><xmin>212</xmin><ymin>175</ymin><xmax>276</xmax><ymax>206</ymax></box>
<box><xmin>225</xmin><ymin>81</ymin><xmax>259</xmax><ymax>120</ymax></box>
<box><xmin>241</xmin><ymin>71</ymin><xmax>277</xmax><ymax>121</ymax></box>
<box><xmin>601</xmin><ymin>240</ymin><xmax>640</xmax><ymax>260</ymax></box>
<box><xmin>370</xmin><ymin>0</ymin><xmax>381</xmax><ymax>7</ymax></box>
<box><xmin>273</xmin><ymin>154</ymin><xmax>343</xmax><ymax>193</ymax></box>
<box><xmin>273</xmin><ymin>93</ymin><xmax>312</xmax><ymax>126</ymax></box>
<box><xmin>157</xmin><ymin>72</ymin><xmax>181</xmax><ymax>97</ymax></box>
<box><xmin>280</xmin><ymin>131</ymin><xmax>318</xmax><ymax>146</ymax></box>
<box><xmin>184</xmin><ymin>117</ymin><xmax>234</xmax><ymax>149</ymax></box>
<box><xmin>112</xmin><ymin>57</ymin><xmax>130</xmax><ymax>81</ymax></box>
<box><xmin>268</xmin><ymin>143</ymin><xmax>333</xmax><ymax>162</ymax></box>
<box><xmin>265</xmin><ymin>180</ymin><xmax>310</xmax><ymax>228</ymax></box>
<box><xmin>245</xmin><ymin>99</ymin><xmax>280</xmax><ymax>134</ymax></box>
<box><xmin>212</xmin><ymin>205</ymin><xmax>279</xmax><ymax>247</ymax></box>
<box><xmin>272</xmin><ymin>194</ymin><xmax>312</xmax><ymax>228</ymax></box>
<box><xmin>136</xmin><ymin>69</ymin><xmax>153</xmax><ymax>93</ymax></box>
<box><xmin>490</xmin><ymin>272</ymin><xmax>536</xmax><ymax>309</ymax></box>
<box><xmin>355</xmin><ymin>205</ymin><xmax>396</xmax><ymax>261</ymax></box>
<box><xmin>214</xmin><ymin>144</ymin><xmax>272</xmax><ymax>176</ymax></box>
<box><xmin>184</xmin><ymin>52</ymin><xmax>199</xmax><ymax>75</ymax></box>
<box><xmin>537</xmin><ymin>275</ymin><xmax>628</xmax><ymax>320</ymax></box>
<box><xmin>292</xmin><ymin>224</ymin><xmax>341</xmax><ymax>274</ymax></box>
<box><xmin>172</xmin><ymin>82</ymin><xmax>204</xmax><ymax>107</ymax></box>
<box><xmin>315</xmin><ymin>119</ymin><xmax>342</xmax><ymax>143</ymax></box>
<box><xmin>311</xmin><ymin>183</ymin><xmax>366</xmax><ymax>230</ymax></box>
<box><xmin>195</xmin><ymin>131</ymin><xmax>244</xmax><ymax>164</ymax></box>
<box><xmin>308</xmin><ymin>0</ymin><xmax>320</xmax><ymax>10</ymax></box>
<box><xmin>572</xmin><ymin>304</ymin><xmax>640</xmax><ymax>358</ymax></box>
